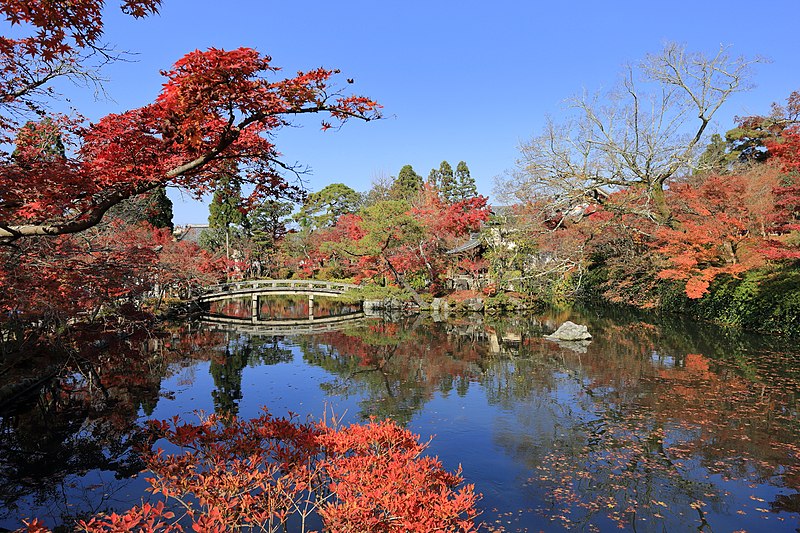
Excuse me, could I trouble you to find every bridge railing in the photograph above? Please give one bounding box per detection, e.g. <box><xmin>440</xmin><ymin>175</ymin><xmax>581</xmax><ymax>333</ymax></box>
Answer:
<box><xmin>199</xmin><ymin>279</ymin><xmax>360</xmax><ymax>300</ymax></box>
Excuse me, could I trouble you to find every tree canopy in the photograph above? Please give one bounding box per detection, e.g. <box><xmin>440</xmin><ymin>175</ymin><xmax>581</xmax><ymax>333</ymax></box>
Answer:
<box><xmin>0</xmin><ymin>29</ymin><xmax>381</xmax><ymax>243</ymax></box>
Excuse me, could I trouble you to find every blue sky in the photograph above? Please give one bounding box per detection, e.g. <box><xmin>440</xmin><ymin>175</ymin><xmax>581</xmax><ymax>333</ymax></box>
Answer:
<box><xmin>68</xmin><ymin>0</ymin><xmax>800</xmax><ymax>224</ymax></box>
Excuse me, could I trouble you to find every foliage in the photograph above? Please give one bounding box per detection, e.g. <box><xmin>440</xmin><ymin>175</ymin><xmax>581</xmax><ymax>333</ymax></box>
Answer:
<box><xmin>763</xmin><ymin>127</ymin><xmax>800</xmax><ymax>259</ymax></box>
<box><xmin>318</xmin><ymin>188</ymin><xmax>489</xmax><ymax>294</ymax></box>
<box><xmin>723</xmin><ymin>89</ymin><xmax>800</xmax><ymax>164</ymax></box>
<box><xmin>247</xmin><ymin>198</ymin><xmax>295</xmax><ymax>265</ymax></box>
<box><xmin>108</xmin><ymin>187</ymin><xmax>174</xmax><ymax>231</ymax></box>
<box><xmin>295</xmin><ymin>183</ymin><xmax>361</xmax><ymax>232</ymax></box>
<box><xmin>208</xmin><ymin>168</ymin><xmax>246</xmax><ymax>231</ymax></box>
<box><xmin>453</xmin><ymin>161</ymin><xmax>477</xmax><ymax>201</ymax></box>
<box><xmin>654</xmin><ymin>175</ymin><xmax>768</xmax><ymax>298</ymax></box>
<box><xmin>1</xmin><ymin>45</ymin><xmax>380</xmax><ymax>243</ymax></box>
<box><xmin>0</xmin><ymin>3</ymin><xmax>380</xmax><ymax>331</ymax></box>
<box><xmin>660</xmin><ymin>266</ymin><xmax>800</xmax><ymax>337</ymax></box>
<box><xmin>437</xmin><ymin>161</ymin><xmax>456</xmax><ymax>203</ymax></box>
<box><xmin>336</xmin><ymin>284</ymin><xmax>415</xmax><ymax>305</ymax></box>
<box><xmin>26</xmin><ymin>411</ymin><xmax>481</xmax><ymax>533</ymax></box>
<box><xmin>0</xmin><ymin>221</ymin><xmax>219</xmax><ymax>327</ymax></box>
<box><xmin>390</xmin><ymin>164</ymin><xmax>423</xmax><ymax>201</ymax></box>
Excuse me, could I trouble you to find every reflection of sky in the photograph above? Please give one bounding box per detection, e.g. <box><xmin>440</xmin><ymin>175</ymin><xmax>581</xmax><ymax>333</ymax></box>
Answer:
<box><xmin>8</xmin><ymin>309</ymin><xmax>800</xmax><ymax>532</ymax></box>
<box><xmin>141</xmin><ymin>315</ymin><xmax>799</xmax><ymax>531</ymax></box>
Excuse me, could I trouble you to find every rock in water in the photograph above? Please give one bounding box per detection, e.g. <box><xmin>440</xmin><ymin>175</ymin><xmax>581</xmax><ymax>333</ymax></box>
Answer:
<box><xmin>545</xmin><ymin>321</ymin><xmax>592</xmax><ymax>341</ymax></box>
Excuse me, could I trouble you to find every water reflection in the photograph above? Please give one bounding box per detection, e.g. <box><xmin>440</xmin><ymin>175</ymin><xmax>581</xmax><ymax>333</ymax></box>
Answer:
<box><xmin>296</xmin><ymin>317</ymin><xmax>486</xmax><ymax>425</ymax></box>
<box><xmin>210</xmin><ymin>335</ymin><xmax>294</xmax><ymax>416</ymax></box>
<box><xmin>285</xmin><ymin>308</ymin><xmax>800</xmax><ymax>531</ymax></box>
<box><xmin>1</xmin><ymin>304</ymin><xmax>799</xmax><ymax>531</ymax></box>
<box><xmin>208</xmin><ymin>294</ymin><xmax>362</xmax><ymax>321</ymax></box>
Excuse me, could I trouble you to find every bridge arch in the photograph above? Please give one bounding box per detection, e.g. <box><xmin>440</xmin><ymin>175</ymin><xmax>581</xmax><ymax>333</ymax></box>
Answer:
<box><xmin>198</xmin><ymin>279</ymin><xmax>361</xmax><ymax>323</ymax></box>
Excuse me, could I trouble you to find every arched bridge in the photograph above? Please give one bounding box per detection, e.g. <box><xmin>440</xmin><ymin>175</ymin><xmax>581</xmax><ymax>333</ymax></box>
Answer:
<box><xmin>198</xmin><ymin>279</ymin><xmax>361</xmax><ymax>323</ymax></box>
<box><xmin>199</xmin><ymin>279</ymin><xmax>360</xmax><ymax>304</ymax></box>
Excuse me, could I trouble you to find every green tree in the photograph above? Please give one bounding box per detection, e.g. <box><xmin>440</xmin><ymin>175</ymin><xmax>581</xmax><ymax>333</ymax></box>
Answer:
<box><xmin>208</xmin><ymin>173</ymin><xmax>246</xmax><ymax>231</ymax></box>
<box><xmin>249</xmin><ymin>199</ymin><xmax>294</xmax><ymax>248</ymax></box>
<box><xmin>696</xmin><ymin>133</ymin><xmax>731</xmax><ymax>176</ymax></box>
<box><xmin>202</xmin><ymin>165</ymin><xmax>247</xmax><ymax>254</ymax></box>
<box><xmin>437</xmin><ymin>161</ymin><xmax>456</xmax><ymax>203</ymax></box>
<box><xmin>295</xmin><ymin>183</ymin><xmax>361</xmax><ymax>231</ymax></box>
<box><xmin>390</xmin><ymin>165</ymin><xmax>423</xmax><ymax>201</ymax></box>
<box><xmin>248</xmin><ymin>198</ymin><xmax>294</xmax><ymax>274</ymax></box>
<box><xmin>210</xmin><ymin>343</ymin><xmax>250</xmax><ymax>416</ymax></box>
<box><xmin>426</xmin><ymin>167</ymin><xmax>441</xmax><ymax>190</ymax></box>
<box><xmin>328</xmin><ymin>199</ymin><xmax>425</xmax><ymax>301</ymax></box>
<box><xmin>454</xmin><ymin>161</ymin><xmax>477</xmax><ymax>200</ymax></box>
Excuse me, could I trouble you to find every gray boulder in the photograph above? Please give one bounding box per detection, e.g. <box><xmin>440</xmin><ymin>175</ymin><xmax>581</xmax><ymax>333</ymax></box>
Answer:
<box><xmin>462</xmin><ymin>297</ymin><xmax>485</xmax><ymax>312</ymax></box>
<box><xmin>545</xmin><ymin>321</ymin><xmax>592</xmax><ymax>341</ymax></box>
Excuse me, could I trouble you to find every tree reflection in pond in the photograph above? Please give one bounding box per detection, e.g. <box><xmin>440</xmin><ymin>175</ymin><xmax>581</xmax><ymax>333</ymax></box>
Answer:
<box><xmin>292</xmin><ymin>308</ymin><xmax>800</xmax><ymax>531</ymax></box>
<box><xmin>1</xmin><ymin>304</ymin><xmax>799</xmax><ymax>531</ymax></box>
<box><xmin>479</xmin><ymin>309</ymin><xmax>800</xmax><ymax>531</ymax></box>
<box><xmin>210</xmin><ymin>334</ymin><xmax>294</xmax><ymax>416</ymax></box>
<box><xmin>297</xmin><ymin>318</ymin><xmax>486</xmax><ymax>425</ymax></box>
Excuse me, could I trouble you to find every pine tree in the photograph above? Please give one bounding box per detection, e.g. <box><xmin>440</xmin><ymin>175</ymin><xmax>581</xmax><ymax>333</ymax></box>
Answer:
<box><xmin>696</xmin><ymin>134</ymin><xmax>731</xmax><ymax>176</ymax></box>
<box><xmin>295</xmin><ymin>183</ymin><xmax>361</xmax><ymax>230</ymax></box>
<box><xmin>209</xmin><ymin>175</ymin><xmax>245</xmax><ymax>230</ymax></box>
<box><xmin>426</xmin><ymin>167</ymin><xmax>441</xmax><ymax>190</ymax></box>
<box><xmin>438</xmin><ymin>161</ymin><xmax>456</xmax><ymax>203</ymax></box>
<box><xmin>390</xmin><ymin>165</ymin><xmax>423</xmax><ymax>201</ymax></box>
<box><xmin>249</xmin><ymin>199</ymin><xmax>294</xmax><ymax>248</ymax></box>
<box><xmin>454</xmin><ymin>161</ymin><xmax>477</xmax><ymax>200</ymax></box>
<box><xmin>203</xmin><ymin>164</ymin><xmax>246</xmax><ymax>254</ymax></box>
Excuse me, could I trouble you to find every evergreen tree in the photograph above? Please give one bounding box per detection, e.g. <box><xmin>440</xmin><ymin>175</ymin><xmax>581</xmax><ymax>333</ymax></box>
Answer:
<box><xmin>210</xmin><ymin>342</ymin><xmax>251</xmax><ymax>416</ymax></box>
<box><xmin>295</xmin><ymin>183</ymin><xmax>361</xmax><ymax>231</ymax></box>
<box><xmin>202</xmin><ymin>165</ymin><xmax>246</xmax><ymax>254</ymax></box>
<box><xmin>696</xmin><ymin>134</ymin><xmax>731</xmax><ymax>175</ymax></box>
<box><xmin>208</xmin><ymin>174</ymin><xmax>245</xmax><ymax>230</ymax></box>
<box><xmin>249</xmin><ymin>199</ymin><xmax>294</xmax><ymax>249</ymax></box>
<box><xmin>454</xmin><ymin>161</ymin><xmax>477</xmax><ymax>200</ymax></box>
<box><xmin>390</xmin><ymin>164</ymin><xmax>423</xmax><ymax>201</ymax></box>
<box><xmin>426</xmin><ymin>168</ymin><xmax>441</xmax><ymax>190</ymax></box>
<box><xmin>438</xmin><ymin>161</ymin><xmax>456</xmax><ymax>203</ymax></box>
<box><xmin>107</xmin><ymin>187</ymin><xmax>174</xmax><ymax>230</ymax></box>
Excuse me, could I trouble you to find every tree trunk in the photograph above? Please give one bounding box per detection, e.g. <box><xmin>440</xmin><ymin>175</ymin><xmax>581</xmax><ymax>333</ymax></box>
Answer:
<box><xmin>649</xmin><ymin>183</ymin><xmax>672</xmax><ymax>226</ymax></box>
<box><xmin>383</xmin><ymin>256</ymin><xmax>428</xmax><ymax>308</ymax></box>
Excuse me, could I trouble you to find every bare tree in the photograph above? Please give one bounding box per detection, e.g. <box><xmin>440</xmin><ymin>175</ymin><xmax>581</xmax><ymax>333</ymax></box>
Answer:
<box><xmin>497</xmin><ymin>43</ymin><xmax>764</xmax><ymax>223</ymax></box>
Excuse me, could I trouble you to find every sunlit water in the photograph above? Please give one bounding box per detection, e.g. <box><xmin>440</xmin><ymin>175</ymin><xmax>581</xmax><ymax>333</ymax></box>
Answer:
<box><xmin>1</xmin><ymin>296</ymin><xmax>799</xmax><ymax>531</ymax></box>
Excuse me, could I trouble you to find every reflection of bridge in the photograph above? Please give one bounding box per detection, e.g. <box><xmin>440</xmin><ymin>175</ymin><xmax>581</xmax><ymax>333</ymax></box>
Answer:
<box><xmin>200</xmin><ymin>312</ymin><xmax>367</xmax><ymax>336</ymax></box>
<box><xmin>198</xmin><ymin>280</ymin><xmax>361</xmax><ymax>322</ymax></box>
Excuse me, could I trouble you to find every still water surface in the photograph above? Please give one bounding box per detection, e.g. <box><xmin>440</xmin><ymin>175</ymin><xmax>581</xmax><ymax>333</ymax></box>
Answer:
<box><xmin>1</xmin><ymin>297</ymin><xmax>799</xmax><ymax>531</ymax></box>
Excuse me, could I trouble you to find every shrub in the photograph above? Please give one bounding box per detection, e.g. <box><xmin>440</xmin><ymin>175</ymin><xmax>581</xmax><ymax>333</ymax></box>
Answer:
<box><xmin>21</xmin><ymin>411</ymin><xmax>481</xmax><ymax>533</ymax></box>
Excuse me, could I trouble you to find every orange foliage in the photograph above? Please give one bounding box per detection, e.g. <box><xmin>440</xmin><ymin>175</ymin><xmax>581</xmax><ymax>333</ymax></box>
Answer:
<box><xmin>655</xmin><ymin>175</ymin><xmax>770</xmax><ymax>298</ymax></box>
<box><xmin>27</xmin><ymin>411</ymin><xmax>482</xmax><ymax>533</ymax></box>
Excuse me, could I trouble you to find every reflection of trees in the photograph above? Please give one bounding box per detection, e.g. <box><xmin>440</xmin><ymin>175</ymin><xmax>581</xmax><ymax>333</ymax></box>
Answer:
<box><xmin>0</xmin><ymin>321</ymin><xmax>242</xmax><ymax>529</ymax></box>
<box><xmin>0</xmin><ymin>330</ymin><xmax>168</xmax><ymax>527</ymax></box>
<box><xmin>480</xmin><ymin>307</ymin><xmax>800</xmax><ymax>531</ymax></box>
<box><xmin>208</xmin><ymin>295</ymin><xmax>362</xmax><ymax>320</ymax></box>
<box><xmin>209</xmin><ymin>333</ymin><xmax>294</xmax><ymax>416</ymax></box>
<box><xmin>297</xmin><ymin>318</ymin><xmax>486</xmax><ymax>425</ymax></box>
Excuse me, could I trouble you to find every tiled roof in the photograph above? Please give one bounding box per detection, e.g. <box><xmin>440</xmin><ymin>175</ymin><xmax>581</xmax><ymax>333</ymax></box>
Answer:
<box><xmin>174</xmin><ymin>224</ymin><xmax>209</xmax><ymax>243</ymax></box>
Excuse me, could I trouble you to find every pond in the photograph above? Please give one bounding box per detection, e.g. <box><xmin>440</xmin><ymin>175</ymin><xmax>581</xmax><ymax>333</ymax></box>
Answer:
<box><xmin>1</xmin><ymin>297</ymin><xmax>799</xmax><ymax>531</ymax></box>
